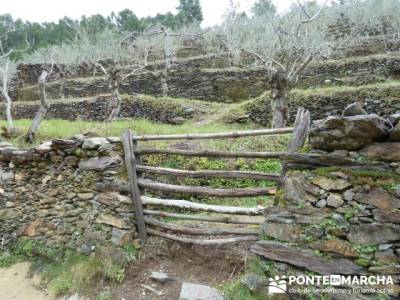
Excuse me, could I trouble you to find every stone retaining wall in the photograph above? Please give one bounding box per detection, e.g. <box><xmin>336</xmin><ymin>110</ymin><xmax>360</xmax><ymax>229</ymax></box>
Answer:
<box><xmin>11</xmin><ymin>53</ymin><xmax>400</xmax><ymax>102</ymax></box>
<box><xmin>0</xmin><ymin>96</ymin><xmax>195</xmax><ymax>124</ymax></box>
<box><xmin>246</xmin><ymin>85</ymin><xmax>400</xmax><ymax>125</ymax></box>
<box><xmin>0</xmin><ymin>136</ymin><xmax>138</xmax><ymax>250</ymax></box>
<box><xmin>251</xmin><ymin>165</ymin><xmax>400</xmax><ymax>298</ymax></box>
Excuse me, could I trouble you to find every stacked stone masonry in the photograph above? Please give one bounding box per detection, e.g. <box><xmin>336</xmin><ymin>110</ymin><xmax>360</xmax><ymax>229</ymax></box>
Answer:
<box><xmin>0</xmin><ymin>136</ymin><xmax>138</xmax><ymax>250</ymax></box>
<box><xmin>11</xmin><ymin>52</ymin><xmax>400</xmax><ymax>103</ymax></box>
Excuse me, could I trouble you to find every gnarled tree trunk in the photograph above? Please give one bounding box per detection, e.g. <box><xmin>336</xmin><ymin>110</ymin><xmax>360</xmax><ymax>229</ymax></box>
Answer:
<box><xmin>160</xmin><ymin>70</ymin><xmax>168</xmax><ymax>97</ymax></box>
<box><xmin>26</xmin><ymin>71</ymin><xmax>50</xmax><ymax>143</ymax></box>
<box><xmin>270</xmin><ymin>72</ymin><xmax>290</xmax><ymax>128</ymax></box>
<box><xmin>1</xmin><ymin>59</ymin><xmax>14</xmax><ymax>133</ymax></box>
<box><xmin>1</xmin><ymin>85</ymin><xmax>13</xmax><ymax>131</ymax></box>
<box><xmin>107</xmin><ymin>75</ymin><xmax>122</xmax><ymax>121</ymax></box>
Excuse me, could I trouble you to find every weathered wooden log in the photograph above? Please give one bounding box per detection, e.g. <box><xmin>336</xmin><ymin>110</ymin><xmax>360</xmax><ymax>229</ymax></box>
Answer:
<box><xmin>143</xmin><ymin>210</ymin><xmax>263</xmax><ymax>225</ymax></box>
<box><xmin>122</xmin><ymin>130</ymin><xmax>148</xmax><ymax>243</ymax></box>
<box><xmin>282</xmin><ymin>153</ymin><xmax>389</xmax><ymax>169</ymax></box>
<box><xmin>136</xmin><ymin>165</ymin><xmax>280</xmax><ymax>181</ymax></box>
<box><xmin>132</xmin><ymin>127</ymin><xmax>293</xmax><ymax>141</ymax></box>
<box><xmin>138</xmin><ymin>179</ymin><xmax>276</xmax><ymax>197</ymax></box>
<box><xmin>136</xmin><ymin>148</ymin><xmax>286</xmax><ymax>159</ymax></box>
<box><xmin>147</xmin><ymin>228</ymin><xmax>258</xmax><ymax>245</ymax></box>
<box><xmin>287</xmin><ymin>107</ymin><xmax>310</xmax><ymax>154</ymax></box>
<box><xmin>141</xmin><ymin>196</ymin><xmax>265</xmax><ymax>215</ymax></box>
<box><xmin>144</xmin><ymin>217</ymin><xmax>260</xmax><ymax>235</ymax></box>
<box><xmin>281</xmin><ymin>107</ymin><xmax>310</xmax><ymax>184</ymax></box>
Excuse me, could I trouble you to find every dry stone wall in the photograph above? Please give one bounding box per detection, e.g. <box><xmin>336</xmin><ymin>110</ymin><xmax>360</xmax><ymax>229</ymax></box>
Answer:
<box><xmin>247</xmin><ymin>113</ymin><xmax>400</xmax><ymax>298</ymax></box>
<box><xmin>246</xmin><ymin>86</ymin><xmax>400</xmax><ymax>125</ymax></box>
<box><xmin>252</xmin><ymin>166</ymin><xmax>400</xmax><ymax>298</ymax></box>
<box><xmin>0</xmin><ymin>136</ymin><xmax>137</xmax><ymax>250</ymax></box>
<box><xmin>0</xmin><ymin>96</ymin><xmax>195</xmax><ymax>124</ymax></box>
<box><xmin>12</xmin><ymin>53</ymin><xmax>400</xmax><ymax>103</ymax></box>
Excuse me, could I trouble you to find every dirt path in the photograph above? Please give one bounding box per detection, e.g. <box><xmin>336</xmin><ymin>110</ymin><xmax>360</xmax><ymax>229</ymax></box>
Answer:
<box><xmin>0</xmin><ymin>262</ymin><xmax>53</xmax><ymax>300</ymax></box>
<box><xmin>111</xmin><ymin>237</ymin><xmax>251</xmax><ymax>300</ymax></box>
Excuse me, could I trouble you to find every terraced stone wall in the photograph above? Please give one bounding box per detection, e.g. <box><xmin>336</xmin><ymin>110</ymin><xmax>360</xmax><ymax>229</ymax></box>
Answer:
<box><xmin>0</xmin><ymin>95</ymin><xmax>195</xmax><ymax>124</ymax></box>
<box><xmin>0</xmin><ymin>137</ymin><xmax>137</xmax><ymax>251</ymax></box>
<box><xmin>12</xmin><ymin>53</ymin><xmax>400</xmax><ymax>103</ymax></box>
<box><xmin>246</xmin><ymin>86</ymin><xmax>400</xmax><ymax>125</ymax></box>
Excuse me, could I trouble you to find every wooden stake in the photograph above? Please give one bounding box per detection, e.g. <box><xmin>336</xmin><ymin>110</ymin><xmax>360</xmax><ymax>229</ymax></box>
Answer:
<box><xmin>122</xmin><ymin>129</ymin><xmax>148</xmax><ymax>243</ymax></box>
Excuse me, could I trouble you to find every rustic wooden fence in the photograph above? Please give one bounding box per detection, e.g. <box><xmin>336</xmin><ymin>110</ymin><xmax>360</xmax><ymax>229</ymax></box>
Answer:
<box><xmin>117</xmin><ymin>108</ymin><xmax>311</xmax><ymax>245</ymax></box>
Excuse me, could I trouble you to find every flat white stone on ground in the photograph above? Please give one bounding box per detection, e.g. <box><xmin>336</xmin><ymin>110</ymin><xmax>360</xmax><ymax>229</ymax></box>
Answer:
<box><xmin>179</xmin><ymin>282</ymin><xmax>224</xmax><ymax>300</ymax></box>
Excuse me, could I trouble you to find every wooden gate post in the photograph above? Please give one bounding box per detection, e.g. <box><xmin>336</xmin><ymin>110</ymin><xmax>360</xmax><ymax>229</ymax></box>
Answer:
<box><xmin>122</xmin><ymin>129</ymin><xmax>148</xmax><ymax>243</ymax></box>
<box><xmin>279</xmin><ymin>107</ymin><xmax>310</xmax><ymax>184</ymax></box>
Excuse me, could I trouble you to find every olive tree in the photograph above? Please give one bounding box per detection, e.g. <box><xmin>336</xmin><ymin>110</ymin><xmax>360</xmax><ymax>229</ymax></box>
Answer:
<box><xmin>326</xmin><ymin>0</ymin><xmax>400</xmax><ymax>54</ymax></box>
<box><xmin>221</xmin><ymin>1</ymin><xmax>331</xmax><ymax>128</ymax></box>
<box><xmin>25</xmin><ymin>29</ymin><xmax>154</xmax><ymax>121</ymax></box>
<box><xmin>123</xmin><ymin>24</ymin><xmax>205</xmax><ymax>97</ymax></box>
<box><xmin>0</xmin><ymin>28</ymin><xmax>29</xmax><ymax>136</ymax></box>
<box><xmin>95</xmin><ymin>35</ymin><xmax>152</xmax><ymax>120</ymax></box>
<box><xmin>25</xmin><ymin>48</ymin><xmax>55</xmax><ymax>143</ymax></box>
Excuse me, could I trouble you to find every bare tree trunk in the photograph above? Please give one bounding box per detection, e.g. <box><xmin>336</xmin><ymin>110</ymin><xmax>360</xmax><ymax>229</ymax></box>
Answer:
<box><xmin>1</xmin><ymin>59</ymin><xmax>14</xmax><ymax>132</ymax></box>
<box><xmin>160</xmin><ymin>70</ymin><xmax>168</xmax><ymax>97</ymax></box>
<box><xmin>59</xmin><ymin>72</ymin><xmax>65</xmax><ymax>99</ymax></box>
<box><xmin>271</xmin><ymin>94</ymin><xmax>289</xmax><ymax>128</ymax></box>
<box><xmin>1</xmin><ymin>86</ymin><xmax>13</xmax><ymax>131</ymax></box>
<box><xmin>270</xmin><ymin>72</ymin><xmax>290</xmax><ymax>128</ymax></box>
<box><xmin>26</xmin><ymin>71</ymin><xmax>49</xmax><ymax>143</ymax></box>
<box><xmin>107</xmin><ymin>77</ymin><xmax>121</xmax><ymax>121</ymax></box>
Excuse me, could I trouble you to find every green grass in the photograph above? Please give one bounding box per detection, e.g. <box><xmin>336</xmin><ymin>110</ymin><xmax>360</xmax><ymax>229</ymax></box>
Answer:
<box><xmin>1</xmin><ymin>118</ymin><xmax>288</xmax><ymax>208</ymax></box>
<box><xmin>291</xmin><ymin>79</ymin><xmax>400</xmax><ymax>97</ymax></box>
<box><xmin>0</xmin><ymin>118</ymin><xmax>256</xmax><ymax>147</ymax></box>
<box><xmin>223</xmin><ymin>281</ymin><xmax>269</xmax><ymax>300</ymax></box>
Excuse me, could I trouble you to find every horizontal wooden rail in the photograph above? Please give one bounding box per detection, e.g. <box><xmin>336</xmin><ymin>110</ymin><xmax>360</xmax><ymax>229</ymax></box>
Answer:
<box><xmin>141</xmin><ymin>196</ymin><xmax>265</xmax><ymax>215</ymax></box>
<box><xmin>136</xmin><ymin>149</ymin><xmax>286</xmax><ymax>159</ymax></box>
<box><xmin>132</xmin><ymin>127</ymin><xmax>293</xmax><ymax>141</ymax></box>
<box><xmin>144</xmin><ymin>217</ymin><xmax>259</xmax><ymax>235</ymax></box>
<box><xmin>147</xmin><ymin>228</ymin><xmax>258</xmax><ymax>245</ymax></box>
<box><xmin>136</xmin><ymin>165</ymin><xmax>280</xmax><ymax>181</ymax></box>
<box><xmin>138</xmin><ymin>179</ymin><xmax>276</xmax><ymax>197</ymax></box>
<box><xmin>143</xmin><ymin>210</ymin><xmax>263</xmax><ymax>225</ymax></box>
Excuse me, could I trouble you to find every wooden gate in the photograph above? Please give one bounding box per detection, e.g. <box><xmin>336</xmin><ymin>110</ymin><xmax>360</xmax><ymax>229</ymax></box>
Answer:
<box><xmin>121</xmin><ymin>108</ymin><xmax>310</xmax><ymax>245</ymax></box>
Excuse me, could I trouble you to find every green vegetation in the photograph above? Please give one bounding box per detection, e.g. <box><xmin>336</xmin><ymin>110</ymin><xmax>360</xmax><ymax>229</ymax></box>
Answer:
<box><xmin>292</xmin><ymin>80</ymin><xmax>400</xmax><ymax>97</ymax></box>
<box><xmin>223</xmin><ymin>281</ymin><xmax>269</xmax><ymax>300</ymax></box>
<box><xmin>353</xmin><ymin>244</ymin><xmax>378</xmax><ymax>267</ymax></box>
<box><xmin>1</xmin><ymin>0</ymin><xmax>203</xmax><ymax>60</ymax></box>
<box><xmin>0</xmin><ymin>239</ymin><xmax>138</xmax><ymax>297</ymax></box>
<box><xmin>222</xmin><ymin>258</ymin><xmax>273</xmax><ymax>300</ymax></box>
<box><xmin>0</xmin><ymin>118</ymin><xmax>253</xmax><ymax>147</ymax></box>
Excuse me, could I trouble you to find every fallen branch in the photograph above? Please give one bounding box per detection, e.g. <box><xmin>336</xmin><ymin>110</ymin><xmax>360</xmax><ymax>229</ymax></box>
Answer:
<box><xmin>136</xmin><ymin>148</ymin><xmax>286</xmax><ymax>159</ymax></box>
<box><xmin>143</xmin><ymin>210</ymin><xmax>263</xmax><ymax>224</ymax></box>
<box><xmin>141</xmin><ymin>196</ymin><xmax>265</xmax><ymax>215</ymax></box>
<box><xmin>132</xmin><ymin>127</ymin><xmax>293</xmax><ymax>141</ymax></box>
<box><xmin>138</xmin><ymin>179</ymin><xmax>276</xmax><ymax>197</ymax></box>
<box><xmin>145</xmin><ymin>217</ymin><xmax>260</xmax><ymax>235</ymax></box>
<box><xmin>147</xmin><ymin>228</ymin><xmax>258</xmax><ymax>245</ymax></box>
<box><xmin>136</xmin><ymin>165</ymin><xmax>280</xmax><ymax>181</ymax></box>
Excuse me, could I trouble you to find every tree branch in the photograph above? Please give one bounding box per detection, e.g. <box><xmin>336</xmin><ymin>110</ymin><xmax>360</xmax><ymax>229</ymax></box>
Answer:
<box><xmin>241</xmin><ymin>49</ymin><xmax>284</xmax><ymax>71</ymax></box>
<box><xmin>296</xmin><ymin>0</ymin><xmax>328</xmax><ymax>37</ymax></box>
